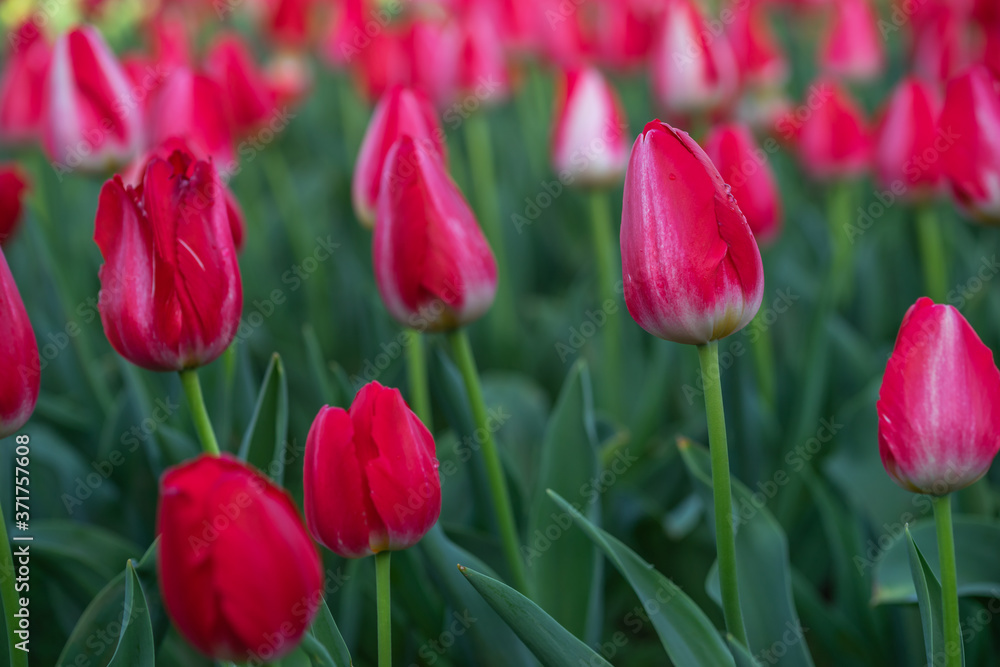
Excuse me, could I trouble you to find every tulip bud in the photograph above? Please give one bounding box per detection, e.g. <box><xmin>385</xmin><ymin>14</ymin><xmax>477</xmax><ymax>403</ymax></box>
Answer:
<box><xmin>0</xmin><ymin>165</ymin><xmax>30</xmax><ymax>246</ymax></box>
<box><xmin>551</xmin><ymin>67</ymin><xmax>630</xmax><ymax>187</ymax></box>
<box><xmin>158</xmin><ymin>455</ymin><xmax>323</xmax><ymax>661</ymax></box>
<box><xmin>796</xmin><ymin>79</ymin><xmax>871</xmax><ymax>181</ymax></box>
<box><xmin>374</xmin><ymin>136</ymin><xmax>497</xmax><ymax>331</ymax></box>
<box><xmin>939</xmin><ymin>66</ymin><xmax>1000</xmax><ymax>223</ymax></box>
<box><xmin>43</xmin><ymin>26</ymin><xmax>143</xmax><ymax>172</ymax></box>
<box><xmin>94</xmin><ymin>150</ymin><xmax>242</xmax><ymax>371</ymax></box>
<box><xmin>304</xmin><ymin>381</ymin><xmax>441</xmax><ymax>558</ymax></box>
<box><xmin>621</xmin><ymin>120</ymin><xmax>764</xmax><ymax>345</ymax></box>
<box><xmin>205</xmin><ymin>33</ymin><xmax>277</xmax><ymax>136</ymax></box>
<box><xmin>456</xmin><ymin>7</ymin><xmax>510</xmax><ymax>105</ymax></box>
<box><xmin>0</xmin><ymin>22</ymin><xmax>51</xmax><ymax>144</ymax></box>
<box><xmin>818</xmin><ymin>0</ymin><xmax>885</xmax><ymax>82</ymax></box>
<box><xmin>590</xmin><ymin>0</ymin><xmax>660</xmax><ymax>71</ymax></box>
<box><xmin>878</xmin><ymin>298</ymin><xmax>1000</xmax><ymax>495</ymax></box>
<box><xmin>726</xmin><ymin>2</ymin><xmax>789</xmax><ymax>90</ymax></box>
<box><xmin>911</xmin><ymin>7</ymin><xmax>971</xmax><ymax>84</ymax></box>
<box><xmin>0</xmin><ymin>248</ymin><xmax>39</xmax><ymax>439</ymax></box>
<box><xmin>148</xmin><ymin>67</ymin><xmax>235</xmax><ymax>168</ymax></box>
<box><xmin>703</xmin><ymin>123</ymin><xmax>783</xmax><ymax>245</ymax></box>
<box><xmin>353</xmin><ymin>86</ymin><xmax>446</xmax><ymax>227</ymax></box>
<box><xmin>873</xmin><ymin>77</ymin><xmax>942</xmax><ymax>199</ymax></box>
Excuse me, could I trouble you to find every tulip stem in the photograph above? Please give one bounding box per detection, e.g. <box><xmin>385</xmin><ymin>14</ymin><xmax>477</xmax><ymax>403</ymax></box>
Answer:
<box><xmin>933</xmin><ymin>494</ymin><xmax>962</xmax><ymax>667</ymax></box>
<box><xmin>589</xmin><ymin>189</ymin><xmax>622</xmax><ymax>418</ymax></box>
<box><xmin>375</xmin><ymin>551</ymin><xmax>392</xmax><ymax>667</ymax></box>
<box><xmin>916</xmin><ymin>206</ymin><xmax>948</xmax><ymax>304</ymax></box>
<box><xmin>696</xmin><ymin>341</ymin><xmax>749</xmax><ymax>648</ymax></box>
<box><xmin>447</xmin><ymin>329</ymin><xmax>529</xmax><ymax>595</ymax></box>
<box><xmin>179</xmin><ymin>369</ymin><xmax>221</xmax><ymax>456</ymax></box>
<box><xmin>749</xmin><ymin>311</ymin><xmax>776</xmax><ymax>412</ymax></box>
<box><xmin>0</xmin><ymin>497</ymin><xmax>28</xmax><ymax>667</ymax></box>
<box><xmin>406</xmin><ymin>331</ymin><xmax>432</xmax><ymax>429</ymax></box>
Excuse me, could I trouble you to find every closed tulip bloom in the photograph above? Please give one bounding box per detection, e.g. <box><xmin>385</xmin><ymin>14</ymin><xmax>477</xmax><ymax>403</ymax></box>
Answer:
<box><xmin>353</xmin><ymin>86</ymin><xmax>446</xmax><ymax>227</ymax></box>
<box><xmin>878</xmin><ymin>298</ymin><xmax>1000</xmax><ymax>494</ymax></box>
<box><xmin>0</xmin><ymin>165</ymin><xmax>30</xmax><ymax>245</ymax></box>
<box><xmin>939</xmin><ymin>66</ymin><xmax>1000</xmax><ymax>222</ymax></box>
<box><xmin>0</xmin><ymin>22</ymin><xmax>51</xmax><ymax>144</ymax></box>
<box><xmin>726</xmin><ymin>2</ymin><xmax>788</xmax><ymax>90</ymax></box>
<box><xmin>456</xmin><ymin>7</ymin><xmax>510</xmax><ymax>103</ymax></box>
<box><xmin>704</xmin><ymin>123</ymin><xmax>782</xmax><ymax>244</ymax></box>
<box><xmin>147</xmin><ymin>67</ymin><xmax>235</xmax><ymax>167</ymax></box>
<box><xmin>551</xmin><ymin>67</ymin><xmax>630</xmax><ymax>187</ymax></box>
<box><xmin>205</xmin><ymin>33</ymin><xmax>276</xmax><ymax>136</ymax></box>
<box><xmin>621</xmin><ymin>120</ymin><xmax>764</xmax><ymax>345</ymax></box>
<box><xmin>797</xmin><ymin>79</ymin><xmax>871</xmax><ymax>181</ymax></box>
<box><xmin>912</xmin><ymin>7</ymin><xmax>971</xmax><ymax>84</ymax></box>
<box><xmin>374</xmin><ymin>136</ymin><xmax>496</xmax><ymax>331</ymax></box>
<box><xmin>590</xmin><ymin>0</ymin><xmax>661</xmax><ymax>71</ymax></box>
<box><xmin>0</xmin><ymin>248</ymin><xmax>39</xmax><ymax>439</ymax></box>
<box><xmin>873</xmin><ymin>77</ymin><xmax>943</xmax><ymax>198</ymax></box>
<box><xmin>94</xmin><ymin>150</ymin><xmax>242</xmax><ymax>371</ymax></box>
<box><xmin>818</xmin><ymin>0</ymin><xmax>884</xmax><ymax>81</ymax></box>
<box><xmin>43</xmin><ymin>26</ymin><xmax>143</xmax><ymax>171</ymax></box>
<box><xmin>304</xmin><ymin>381</ymin><xmax>440</xmax><ymax>558</ymax></box>
<box><xmin>158</xmin><ymin>455</ymin><xmax>323</xmax><ymax>661</ymax></box>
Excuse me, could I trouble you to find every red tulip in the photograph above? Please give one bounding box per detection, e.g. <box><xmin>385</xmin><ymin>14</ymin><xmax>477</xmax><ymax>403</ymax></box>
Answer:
<box><xmin>148</xmin><ymin>11</ymin><xmax>193</xmax><ymax>70</ymax></box>
<box><xmin>796</xmin><ymin>79</ymin><xmax>871</xmax><ymax>181</ymax></box>
<box><xmin>911</xmin><ymin>6</ymin><xmax>972</xmax><ymax>84</ymax></box>
<box><xmin>939</xmin><ymin>66</ymin><xmax>1000</xmax><ymax>222</ymax></box>
<box><xmin>94</xmin><ymin>149</ymin><xmax>242</xmax><ymax>371</ymax></box>
<box><xmin>726</xmin><ymin>2</ymin><xmax>788</xmax><ymax>90</ymax></box>
<box><xmin>818</xmin><ymin>0</ymin><xmax>885</xmax><ymax>81</ymax></box>
<box><xmin>873</xmin><ymin>77</ymin><xmax>943</xmax><ymax>198</ymax></box>
<box><xmin>551</xmin><ymin>67</ymin><xmax>630</xmax><ymax>187</ymax></box>
<box><xmin>621</xmin><ymin>120</ymin><xmax>764</xmax><ymax>345</ymax></box>
<box><xmin>984</xmin><ymin>22</ymin><xmax>1000</xmax><ymax>79</ymax></box>
<box><xmin>0</xmin><ymin>247</ymin><xmax>39</xmax><ymax>439</ymax></box>
<box><xmin>263</xmin><ymin>0</ymin><xmax>316</xmax><ymax>49</ymax></box>
<box><xmin>349</xmin><ymin>25</ymin><xmax>411</xmax><ymax>103</ymax></box>
<box><xmin>456</xmin><ymin>7</ymin><xmax>510</xmax><ymax>104</ymax></box>
<box><xmin>205</xmin><ymin>33</ymin><xmax>277</xmax><ymax>136</ymax></box>
<box><xmin>0</xmin><ymin>22</ymin><xmax>51</xmax><ymax>144</ymax></box>
<box><xmin>404</xmin><ymin>17</ymin><xmax>462</xmax><ymax>109</ymax></box>
<box><xmin>374</xmin><ymin>135</ymin><xmax>497</xmax><ymax>331</ymax></box>
<box><xmin>353</xmin><ymin>86</ymin><xmax>446</xmax><ymax>227</ymax></box>
<box><xmin>304</xmin><ymin>381</ymin><xmax>440</xmax><ymax>558</ymax></box>
<box><xmin>704</xmin><ymin>122</ymin><xmax>783</xmax><ymax>244</ymax></box>
<box><xmin>264</xmin><ymin>52</ymin><xmax>313</xmax><ymax>109</ymax></box>
<box><xmin>43</xmin><ymin>26</ymin><xmax>143</xmax><ymax>172</ymax></box>
<box><xmin>590</xmin><ymin>0</ymin><xmax>662</xmax><ymax>71</ymax></box>
<box><xmin>0</xmin><ymin>165</ymin><xmax>30</xmax><ymax>246</ymax></box>
<box><xmin>147</xmin><ymin>67</ymin><xmax>235</xmax><ymax>167</ymax></box>
<box><xmin>158</xmin><ymin>455</ymin><xmax>323</xmax><ymax>661</ymax></box>
<box><xmin>878</xmin><ymin>298</ymin><xmax>1000</xmax><ymax>494</ymax></box>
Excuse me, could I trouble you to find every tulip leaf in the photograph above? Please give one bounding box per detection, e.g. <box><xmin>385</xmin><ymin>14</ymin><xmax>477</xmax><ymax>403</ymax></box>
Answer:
<box><xmin>239</xmin><ymin>352</ymin><xmax>289</xmax><ymax>485</ymax></box>
<box><xmin>106</xmin><ymin>560</ymin><xmax>155</xmax><ymax>666</ymax></box>
<box><xmin>729</xmin><ymin>634</ymin><xmax>764</xmax><ymax>667</ymax></box>
<box><xmin>904</xmin><ymin>526</ymin><xmax>949</xmax><ymax>667</ymax></box>
<box><xmin>304</xmin><ymin>595</ymin><xmax>352</xmax><ymax>667</ymax></box>
<box><xmin>872</xmin><ymin>516</ymin><xmax>1000</xmax><ymax>605</ymax></box>
<box><xmin>527</xmin><ymin>360</ymin><xmax>602</xmax><ymax>643</ymax></box>
<box><xmin>547</xmin><ymin>490</ymin><xmax>735</xmax><ymax>667</ymax></box>
<box><xmin>458</xmin><ymin>565</ymin><xmax>612</xmax><ymax>667</ymax></box>
<box><xmin>678</xmin><ymin>439</ymin><xmax>814</xmax><ymax>667</ymax></box>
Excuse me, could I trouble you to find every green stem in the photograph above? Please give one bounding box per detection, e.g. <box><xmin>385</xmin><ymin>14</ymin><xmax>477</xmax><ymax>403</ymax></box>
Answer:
<box><xmin>916</xmin><ymin>206</ymin><xmax>948</xmax><ymax>304</ymax></box>
<box><xmin>588</xmin><ymin>189</ymin><xmax>621</xmax><ymax>417</ymax></box>
<box><xmin>375</xmin><ymin>551</ymin><xmax>392</xmax><ymax>667</ymax></box>
<box><xmin>828</xmin><ymin>182</ymin><xmax>855</xmax><ymax>305</ymax></box>
<box><xmin>933</xmin><ymin>495</ymin><xmax>962</xmax><ymax>667</ymax></box>
<box><xmin>0</xmin><ymin>499</ymin><xmax>28</xmax><ymax>667</ymax></box>
<box><xmin>446</xmin><ymin>329</ymin><xmax>529</xmax><ymax>594</ymax></box>
<box><xmin>749</xmin><ymin>311</ymin><xmax>776</xmax><ymax>412</ymax></box>
<box><xmin>697</xmin><ymin>342</ymin><xmax>749</xmax><ymax>647</ymax></box>
<box><xmin>179</xmin><ymin>369</ymin><xmax>221</xmax><ymax>456</ymax></box>
<box><xmin>406</xmin><ymin>330</ymin><xmax>432</xmax><ymax>430</ymax></box>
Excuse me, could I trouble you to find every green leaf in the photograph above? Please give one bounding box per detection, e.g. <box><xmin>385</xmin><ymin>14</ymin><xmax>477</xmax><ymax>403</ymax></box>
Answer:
<box><xmin>107</xmin><ymin>561</ymin><xmax>155</xmax><ymax>666</ymax></box>
<box><xmin>527</xmin><ymin>360</ymin><xmax>601</xmax><ymax>642</ymax></box>
<box><xmin>872</xmin><ymin>516</ymin><xmax>1000</xmax><ymax>605</ymax></box>
<box><xmin>238</xmin><ymin>353</ymin><xmax>289</xmax><ymax>484</ymax></box>
<box><xmin>904</xmin><ymin>526</ymin><xmax>947</xmax><ymax>667</ymax></box>
<box><xmin>548</xmin><ymin>490</ymin><xmax>735</xmax><ymax>667</ymax></box>
<box><xmin>459</xmin><ymin>565</ymin><xmax>611</xmax><ymax>667</ymax></box>
<box><xmin>728</xmin><ymin>634</ymin><xmax>763</xmax><ymax>667</ymax></box>
<box><xmin>305</xmin><ymin>595</ymin><xmax>352</xmax><ymax>666</ymax></box>
<box><xmin>678</xmin><ymin>440</ymin><xmax>814</xmax><ymax>667</ymax></box>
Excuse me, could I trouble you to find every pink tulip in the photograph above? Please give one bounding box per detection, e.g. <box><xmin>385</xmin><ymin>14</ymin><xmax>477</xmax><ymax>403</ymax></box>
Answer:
<box><xmin>873</xmin><ymin>77</ymin><xmax>943</xmax><ymax>199</ymax></box>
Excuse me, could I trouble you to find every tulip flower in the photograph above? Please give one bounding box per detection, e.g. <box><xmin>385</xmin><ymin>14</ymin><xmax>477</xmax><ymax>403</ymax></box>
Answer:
<box><xmin>373</xmin><ymin>135</ymin><xmax>496</xmax><ymax>331</ymax></box>
<box><xmin>263</xmin><ymin>0</ymin><xmax>316</xmax><ymax>49</ymax></box>
<box><xmin>0</xmin><ymin>22</ymin><xmax>51</xmax><ymax>144</ymax></box>
<box><xmin>818</xmin><ymin>0</ymin><xmax>885</xmax><ymax>82</ymax></box>
<box><xmin>455</xmin><ymin>6</ymin><xmax>510</xmax><ymax>104</ymax></box>
<box><xmin>704</xmin><ymin>123</ymin><xmax>783</xmax><ymax>244</ymax></box>
<box><xmin>43</xmin><ymin>26</ymin><xmax>143</xmax><ymax>172</ymax></box>
<box><xmin>204</xmin><ymin>33</ymin><xmax>276</xmax><ymax>136</ymax></box>
<box><xmin>796</xmin><ymin>79</ymin><xmax>871</xmax><ymax>181</ymax></box>
<box><xmin>939</xmin><ymin>65</ymin><xmax>1000</xmax><ymax>223</ymax></box>
<box><xmin>264</xmin><ymin>52</ymin><xmax>313</xmax><ymax>110</ymax></box>
<box><xmin>0</xmin><ymin>165</ymin><xmax>30</xmax><ymax>246</ymax></box>
<box><xmin>911</xmin><ymin>7</ymin><xmax>971</xmax><ymax>84</ymax></box>
<box><xmin>404</xmin><ymin>16</ymin><xmax>462</xmax><ymax>109</ymax></box>
<box><xmin>353</xmin><ymin>86</ymin><xmax>447</xmax><ymax>227</ymax></box>
<box><xmin>590</xmin><ymin>0</ymin><xmax>662</xmax><ymax>71</ymax></box>
<box><xmin>93</xmin><ymin>149</ymin><xmax>242</xmax><ymax>372</ymax></box>
<box><xmin>726</xmin><ymin>2</ymin><xmax>788</xmax><ymax>90</ymax></box>
<box><xmin>621</xmin><ymin>120</ymin><xmax>764</xmax><ymax>345</ymax></box>
<box><xmin>158</xmin><ymin>455</ymin><xmax>323</xmax><ymax>662</ymax></box>
<box><xmin>873</xmin><ymin>77</ymin><xmax>943</xmax><ymax>198</ymax></box>
<box><xmin>0</xmin><ymin>247</ymin><xmax>39</xmax><ymax>439</ymax></box>
<box><xmin>147</xmin><ymin>67</ymin><xmax>235</xmax><ymax>167</ymax></box>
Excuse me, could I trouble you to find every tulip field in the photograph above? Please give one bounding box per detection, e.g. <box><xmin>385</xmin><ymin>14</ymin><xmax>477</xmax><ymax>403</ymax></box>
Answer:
<box><xmin>5</xmin><ymin>0</ymin><xmax>1000</xmax><ymax>666</ymax></box>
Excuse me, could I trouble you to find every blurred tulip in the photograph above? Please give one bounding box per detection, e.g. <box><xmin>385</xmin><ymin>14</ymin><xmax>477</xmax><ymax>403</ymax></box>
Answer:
<box><xmin>621</xmin><ymin>120</ymin><xmax>764</xmax><ymax>345</ymax></box>
<box><xmin>982</xmin><ymin>22</ymin><xmax>1000</xmax><ymax>81</ymax></box>
<box><xmin>43</xmin><ymin>26</ymin><xmax>143</xmax><ymax>172</ymax></box>
<box><xmin>727</xmin><ymin>2</ymin><xmax>789</xmax><ymax>89</ymax></box>
<box><xmin>351</xmin><ymin>25</ymin><xmax>411</xmax><ymax>102</ymax></box>
<box><xmin>324</xmin><ymin>0</ymin><xmax>366</xmax><ymax>66</ymax></box>
<box><xmin>704</xmin><ymin>122</ymin><xmax>783</xmax><ymax>244</ymax></box>
<box><xmin>265</xmin><ymin>52</ymin><xmax>314</xmax><ymax>109</ymax></box>
<box><xmin>405</xmin><ymin>16</ymin><xmax>462</xmax><ymax>108</ymax></box>
<box><xmin>304</xmin><ymin>381</ymin><xmax>440</xmax><ymax>558</ymax></box>
<box><xmin>205</xmin><ymin>33</ymin><xmax>277</xmax><ymax>136</ymax></box>
<box><xmin>148</xmin><ymin>11</ymin><xmax>193</xmax><ymax>70</ymax></box>
<box><xmin>94</xmin><ymin>150</ymin><xmax>242</xmax><ymax>371</ymax></box>
<box><xmin>0</xmin><ymin>165</ymin><xmax>30</xmax><ymax>246</ymax></box>
<box><xmin>0</xmin><ymin>22</ymin><xmax>51</xmax><ymax>144</ymax></box>
<box><xmin>878</xmin><ymin>298</ymin><xmax>1000</xmax><ymax>494</ymax></box>
<box><xmin>158</xmin><ymin>455</ymin><xmax>323</xmax><ymax>661</ymax></box>
<box><xmin>0</xmin><ymin>247</ymin><xmax>39</xmax><ymax>439</ymax></box>
<box><xmin>456</xmin><ymin>6</ymin><xmax>510</xmax><ymax>104</ymax></box>
<box><xmin>353</xmin><ymin>86</ymin><xmax>446</xmax><ymax>226</ymax></box>
<box><xmin>873</xmin><ymin>77</ymin><xmax>943</xmax><ymax>199</ymax></box>
<box><xmin>796</xmin><ymin>79</ymin><xmax>871</xmax><ymax>181</ymax></box>
<box><xmin>373</xmin><ymin>135</ymin><xmax>497</xmax><ymax>331</ymax></box>
<box><xmin>264</xmin><ymin>0</ymin><xmax>316</xmax><ymax>48</ymax></box>
<box><xmin>911</xmin><ymin>7</ymin><xmax>972</xmax><ymax>84</ymax></box>
<box><xmin>147</xmin><ymin>67</ymin><xmax>235</xmax><ymax>166</ymax></box>
<box><xmin>551</xmin><ymin>67</ymin><xmax>630</xmax><ymax>186</ymax></box>
<box><xmin>590</xmin><ymin>0</ymin><xmax>662</xmax><ymax>71</ymax></box>
<box><xmin>939</xmin><ymin>65</ymin><xmax>1000</xmax><ymax>222</ymax></box>
<box><xmin>818</xmin><ymin>0</ymin><xmax>885</xmax><ymax>81</ymax></box>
